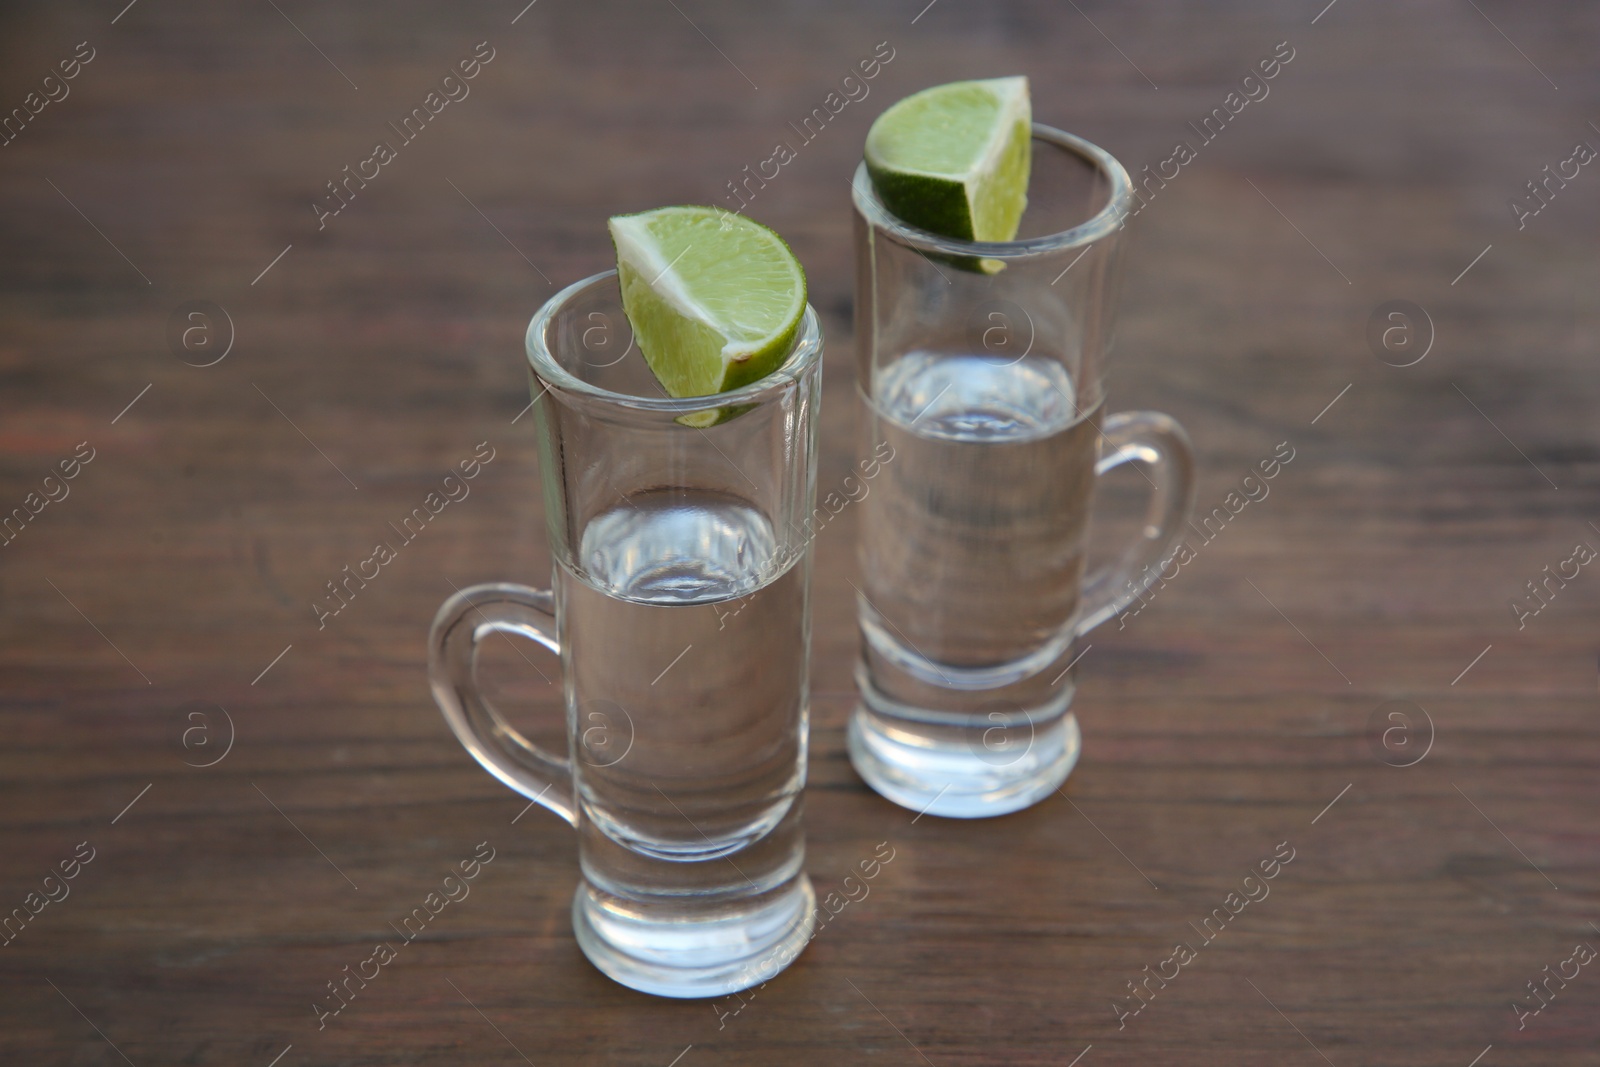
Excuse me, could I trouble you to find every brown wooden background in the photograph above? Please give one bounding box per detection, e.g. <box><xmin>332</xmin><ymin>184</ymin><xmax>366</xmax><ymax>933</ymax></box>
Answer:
<box><xmin>2</xmin><ymin>1</ymin><xmax>1597</xmax><ymax>1064</ymax></box>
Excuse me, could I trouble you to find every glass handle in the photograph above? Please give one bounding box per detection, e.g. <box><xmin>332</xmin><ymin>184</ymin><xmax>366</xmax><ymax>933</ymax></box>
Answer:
<box><xmin>428</xmin><ymin>581</ymin><xmax>576</xmax><ymax>827</ymax></box>
<box><xmin>1076</xmin><ymin>411</ymin><xmax>1197</xmax><ymax>637</ymax></box>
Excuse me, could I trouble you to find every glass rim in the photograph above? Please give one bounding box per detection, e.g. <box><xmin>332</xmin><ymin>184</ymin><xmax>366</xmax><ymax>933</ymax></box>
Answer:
<box><xmin>851</xmin><ymin>123</ymin><xmax>1132</xmax><ymax>260</ymax></box>
<box><xmin>524</xmin><ymin>269</ymin><xmax>823</xmax><ymax>416</ymax></box>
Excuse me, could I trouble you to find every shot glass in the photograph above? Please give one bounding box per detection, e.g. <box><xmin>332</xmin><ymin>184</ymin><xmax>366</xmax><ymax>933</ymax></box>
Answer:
<box><xmin>848</xmin><ymin>126</ymin><xmax>1196</xmax><ymax>818</ymax></box>
<box><xmin>429</xmin><ymin>270</ymin><xmax>823</xmax><ymax>997</ymax></box>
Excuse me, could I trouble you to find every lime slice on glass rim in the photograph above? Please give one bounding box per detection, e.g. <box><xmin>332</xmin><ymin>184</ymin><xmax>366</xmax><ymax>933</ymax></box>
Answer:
<box><xmin>864</xmin><ymin>76</ymin><xmax>1031</xmax><ymax>272</ymax></box>
<box><xmin>608</xmin><ymin>206</ymin><xmax>807</xmax><ymax>427</ymax></box>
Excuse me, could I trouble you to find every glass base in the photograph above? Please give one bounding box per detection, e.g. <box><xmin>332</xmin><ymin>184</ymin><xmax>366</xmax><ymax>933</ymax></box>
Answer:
<box><xmin>848</xmin><ymin>704</ymin><xmax>1081</xmax><ymax>819</ymax></box>
<box><xmin>571</xmin><ymin>874</ymin><xmax>816</xmax><ymax>998</ymax></box>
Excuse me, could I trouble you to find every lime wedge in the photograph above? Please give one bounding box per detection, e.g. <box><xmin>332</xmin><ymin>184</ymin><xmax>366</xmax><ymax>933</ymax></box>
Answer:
<box><xmin>864</xmin><ymin>76</ymin><xmax>1031</xmax><ymax>256</ymax></box>
<box><xmin>608</xmin><ymin>206</ymin><xmax>806</xmax><ymax>422</ymax></box>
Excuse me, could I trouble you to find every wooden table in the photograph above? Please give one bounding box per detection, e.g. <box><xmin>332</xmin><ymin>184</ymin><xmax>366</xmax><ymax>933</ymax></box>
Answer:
<box><xmin>3</xmin><ymin>1</ymin><xmax>1596</xmax><ymax>1063</ymax></box>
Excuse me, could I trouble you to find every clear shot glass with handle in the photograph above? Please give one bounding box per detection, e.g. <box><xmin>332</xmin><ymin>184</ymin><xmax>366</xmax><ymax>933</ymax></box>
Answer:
<box><xmin>428</xmin><ymin>270</ymin><xmax>823</xmax><ymax>997</ymax></box>
<box><xmin>849</xmin><ymin>126</ymin><xmax>1196</xmax><ymax>818</ymax></box>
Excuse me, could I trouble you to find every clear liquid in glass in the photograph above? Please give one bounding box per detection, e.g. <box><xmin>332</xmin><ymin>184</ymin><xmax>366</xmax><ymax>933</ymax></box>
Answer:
<box><xmin>852</xmin><ymin>352</ymin><xmax>1091</xmax><ymax>816</ymax></box>
<box><xmin>564</xmin><ymin>489</ymin><xmax>814</xmax><ymax>992</ymax></box>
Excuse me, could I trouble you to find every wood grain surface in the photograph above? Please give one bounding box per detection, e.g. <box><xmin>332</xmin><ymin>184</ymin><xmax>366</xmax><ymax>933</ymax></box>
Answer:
<box><xmin>1</xmin><ymin>1</ymin><xmax>1597</xmax><ymax>1064</ymax></box>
